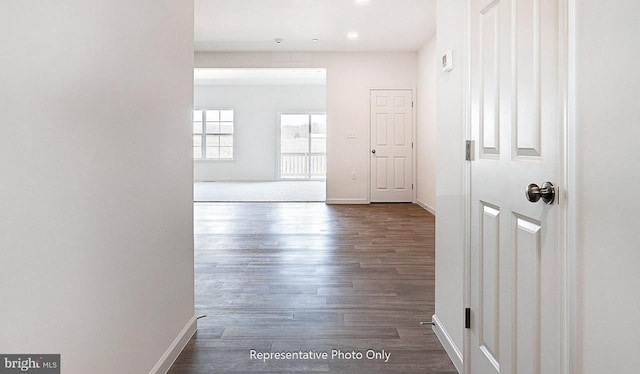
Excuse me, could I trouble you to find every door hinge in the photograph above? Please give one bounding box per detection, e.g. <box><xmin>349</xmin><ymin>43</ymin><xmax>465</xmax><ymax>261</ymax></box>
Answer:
<box><xmin>465</xmin><ymin>140</ymin><xmax>475</xmax><ymax>161</ymax></box>
<box><xmin>412</xmin><ymin>101</ymin><xmax>414</xmax><ymax>108</ymax></box>
<box><xmin>412</xmin><ymin>142</ymin><xmax>414</xmax><ymax>149</ymax></box>
<box><xmin>412</xmin><ymin>184</ymin><xmax>414</xmax><ymax>190</ymax></box>
<box><xmin>465</xmin><ymin>308</ymin><xmax>471</xmax><ymax>329</ymax></box>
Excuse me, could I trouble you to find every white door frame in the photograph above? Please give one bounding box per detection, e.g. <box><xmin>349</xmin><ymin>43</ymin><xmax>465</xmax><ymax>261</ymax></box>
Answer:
<box><xmin>565</xmin><ymin>1</ymin><xmax>580</xmax><ymax>372</ymax></box>
<box><xmin>460</xmin><ymin>1</ymin><xmax>577</xmax><ymax>373</ymax></box>
<box><xmin>368</xmin><ymin>88</ymin><xmax>417</xmax><ymax>203</ymax></box>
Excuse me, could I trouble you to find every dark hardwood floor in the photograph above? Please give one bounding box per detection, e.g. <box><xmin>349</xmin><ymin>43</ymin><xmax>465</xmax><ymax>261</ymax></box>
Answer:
<box><xmin>168</xmin><ymin>203</ymin><xmax>456</xmax><ymax>373</ymax></box>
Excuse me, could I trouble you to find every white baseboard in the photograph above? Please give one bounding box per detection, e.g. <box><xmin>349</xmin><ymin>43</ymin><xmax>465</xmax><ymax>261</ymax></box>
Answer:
<box><xmin>194</xmin><ymin>179</ymin><xmax>274</xmax><ymax>183</ymax></box>
<box><xmin>325</xmin><ymin>199</ymin><xmax>369</xmax><ymax>205</ymax></box>
<box><xmin>194</xmin><ymin>180</ymin><xmax>327</xmax><ymax>183</ymax></box>
<box><xmin>416</xmin><ymin>199</ymin><xmax>436</xmax><ymax>215</ymax></box>
<box><xmin>149</xmin><ymin>315</ymin><xmax>197</xmax><ymax>374</ymax></box>
<box><xmin>432</xmin><ymin>314</ymin><xmax>463</xmax><ymax>373</ymax></box>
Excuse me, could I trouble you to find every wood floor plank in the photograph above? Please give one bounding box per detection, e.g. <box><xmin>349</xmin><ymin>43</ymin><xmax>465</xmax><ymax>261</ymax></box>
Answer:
<box><xmin>168</xmin><ymin>203</ymin><xmax>456</xmax><ymax>373</ymax></box>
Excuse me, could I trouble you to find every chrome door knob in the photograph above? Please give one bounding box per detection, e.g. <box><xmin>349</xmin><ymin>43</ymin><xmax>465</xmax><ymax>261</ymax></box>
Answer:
<box><xmin>525</xmin><ymin>182</ymin><xmax>556</xmax><ymax>205</ymax></box>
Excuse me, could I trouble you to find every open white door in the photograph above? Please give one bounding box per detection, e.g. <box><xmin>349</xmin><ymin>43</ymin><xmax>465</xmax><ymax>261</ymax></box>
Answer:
<box><xmin>468</xmin><ymin>0</ymin><xmax>564</xmax><ymax>373</ymax></box>
<box><xmin>370</xmin><ymin>89</ymin><xmax>414</xmax><ymax>203</ymax></box>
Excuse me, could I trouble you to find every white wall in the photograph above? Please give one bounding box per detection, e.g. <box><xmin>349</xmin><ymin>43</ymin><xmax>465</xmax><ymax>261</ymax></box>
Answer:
<box><xmin>574</xmin><ymin>1</ymin><xmax>640</xmax><ymax>372</ymax></box>
<box><xmin>194</xmin><ymin>84</ymin><xmax>326</xmax><ymax>181</ymax></box>
<box><xmin>433</xmin><ymin>0</ymin><xmax>466</xmax><ymax>367</ymax></box>
<box><xmin>195</xmin><ymin>52</ymin><xmax>418</xmax><ymax>204</ymax></box>
<box><xmin>416</xmin><ymin>35</ymin><xmax>438</xmax><ymax>213</ymax></box>
<box><xmin>0</xmin><ymin>1</ymin><xmax>195</xmax><ymax>373</ymax></box>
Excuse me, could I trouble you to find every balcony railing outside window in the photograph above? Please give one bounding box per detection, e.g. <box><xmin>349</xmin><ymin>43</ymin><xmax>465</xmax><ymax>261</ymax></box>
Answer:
<box><xmin>280</xmin><ymin>152</ymin><xmax>326</xmax><ymax>179</ymax></box>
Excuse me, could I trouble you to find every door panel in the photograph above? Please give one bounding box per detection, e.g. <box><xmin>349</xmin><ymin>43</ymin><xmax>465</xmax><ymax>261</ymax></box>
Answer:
<box><xmin>480</xmin><ymin>1</ymin><xmax>500</xmax><ymax>157</ymax></box>
<box><xmin>377</xmin><ymin>113</ymin><xmax>388</xmax><ymax>145</ymax></box>
<box><xmin>376</xmin><ymin>158</ymin><xmax>388</xmax><ymax>190</ymax></box>
<box><xmin>394</xmin><ymin>113</ymin><xmax>407</xmax><ymax>145</ymax></box>
<box><xmin>514</xmin><ymin>215</ymin><xmax>542</xmax><ymax>374</ymax></box>
<box><xmin>515</xmin><ymin>0</ymin><xmax>542</xmax><ymax>157</ymax></box>
<box><xmin>469</xmin><ymin>0</ymin><xmax>562</xmax><ymax>373</ymax></box>
<box><xmin>480</xmin><ymin>203</ymin><xmax>500</xmax><ymax>370</ymax></box>
<box><xmin>370</xmin><ymin>90</ymin><xmax>413</xmax><ymax>202</ymax></box>
<box><xmin>393</xmin><ymin>157</ymin><xmax>407</xmax><ymax>189</ymax></box>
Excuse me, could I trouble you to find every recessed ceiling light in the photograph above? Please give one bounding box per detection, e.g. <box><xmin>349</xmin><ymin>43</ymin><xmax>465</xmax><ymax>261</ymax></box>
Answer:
<box><xmin>274</xmin><ymin>38</ymin><xmax>284</xmax><ymax>44</ymax></box>
<box><xmin>347</xmin><ymin>32</ymin><xmax>359</xmax><ymax>40</ymax></box>
<box><xmin>312</xmin><ymin>38</ymin><xmax>319</xmax><ymax>42</ymax></box>
<box><xmin>355</xmin><ymin>0</ymin><xmax>370</xmax><ymax>4</ymax></box>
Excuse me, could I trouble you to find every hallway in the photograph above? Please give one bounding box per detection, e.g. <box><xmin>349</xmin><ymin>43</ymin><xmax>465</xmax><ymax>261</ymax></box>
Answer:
<box><xmin>169</xmin><ymin>203</ymin><xmax>456</xmax><ymax>373</ymax></box>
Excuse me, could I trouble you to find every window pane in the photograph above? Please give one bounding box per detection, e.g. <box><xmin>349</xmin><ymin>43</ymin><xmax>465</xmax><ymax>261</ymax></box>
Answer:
<box><xmin>220</xmin><ymin>135</ymin><xmax>233</xmax><ymax>147</ymax></box>
<box><xmin>206</xmin><ymin>135</ymin><xmax>220</xmax><ymax>147</ymax></box>
<box><xmin>310</xmin><ymin>114</ymin><xmax>326</xmax><ymax>154</ymax></box>
<box><xmin>205</xmin><ymin>110</ymin><xmax>219</xmax><ymax>122</ymax></box>
<box><xmin>280</xmin><ymin>114</ymin><xmax>310</xmax><ymax>154</ymax></box>
<box><xmin>193</xmin><ymin>122</ymin><xmax>203</xmax><ymax>134</ymax></box>
<box><xmin>206</xmin><ymin>122</ymin><xmax>220</xmax><ymax>134</ymax></box>
<box><xmin>219</xmin><ymin>147</ymin><xmax>233</xmax><ymax>159</ymax></box>
<box><xmin>193</xmin><ymin>147</ymin><xmax>202</xmax><ymax>159</ymax></box>
<box><xmin>205</xmin><ymin>147</ymin><xmax>220</xmax><ymax>159</ymax></box>
<box><xmin>219</xmin><ymin>122</ymin><xmax>234</xmax><ymax>134</ymax></box>
<box><xmin>311</xmin><ymin>138</ymin><xmax>326</xmax><ymax>153</ymax></box>
<box><xmin>311</xmin><ymin>114</ymin><xmax>327</xmax><ymax>134</ymax></box>
<box><xmin>193</xmin><ymin>135</ymin><xmax>202</xmax><ymax>147</ymax></box>
<box><xmin>193</xmin><ymin>110</ymin><xmax>203</xmax><ymax>121</ymax></box>
<box><xmin>220</xmin><ymin>109</ymin><xmax>233</xmax><ymax>122</ymax></box>
<box><xmin>281</xmin><ymin>114</ymin><xmax>310</xmax><ymax>128</ymax></box>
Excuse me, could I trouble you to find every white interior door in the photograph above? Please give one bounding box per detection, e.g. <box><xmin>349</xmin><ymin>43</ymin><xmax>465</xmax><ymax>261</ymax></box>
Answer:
<box><xmin>468</xmin><ymin>0</ymin><xmax>563</xmax><ymax>373</ymax></box>
<box><xmin>370</xmin><ymin>89</ymin><xmax>413</xmax><ymax>203</ymax></box>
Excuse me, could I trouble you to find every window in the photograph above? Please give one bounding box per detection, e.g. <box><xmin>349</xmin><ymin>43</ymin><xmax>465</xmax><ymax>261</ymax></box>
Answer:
<box><xmin>279</xmin><ymin>113</ymin><xmax>327</xmax><ymax>179</ymax></box>
<box><xmin>193</xmin><ymin>109</ymin><xmax>234</xmax><ymax>160</ymax></box>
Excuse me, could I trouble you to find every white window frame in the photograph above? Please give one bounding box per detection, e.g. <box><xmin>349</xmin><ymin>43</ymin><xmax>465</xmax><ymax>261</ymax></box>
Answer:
<box><xmin>277</xmin><ymin>111</ymin><xmax>327</xmax><ymax>180</ymax></box>
<box><xmin>193</xmin><ymin>108</ymin><xmax>235</xmax><ymax>161</ymax></box>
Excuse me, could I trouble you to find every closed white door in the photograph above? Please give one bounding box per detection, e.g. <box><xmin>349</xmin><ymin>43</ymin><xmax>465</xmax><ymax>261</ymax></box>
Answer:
<box><xmin>370</xmin><ymin>89</ymin><xmax>413</xmax><ymax>202</ymax></box>
<box><xmin>468</xmin><ymin>0</ymin><xmax>563</xmax><ymax>373</ymax></box>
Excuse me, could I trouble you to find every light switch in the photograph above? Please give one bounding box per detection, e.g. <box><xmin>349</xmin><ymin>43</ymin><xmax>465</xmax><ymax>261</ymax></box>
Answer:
<box><xmin>347</xmin><ymin>131</ymin><xmax>356</xmax><ymax>139</ymax></box>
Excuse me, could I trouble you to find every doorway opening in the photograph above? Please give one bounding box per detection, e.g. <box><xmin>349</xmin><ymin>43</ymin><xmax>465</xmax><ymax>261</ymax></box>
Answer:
<box><xmin>192</xmin><ymin>68</ymin><xmax>327</xmax><ymax>202</ymax></box>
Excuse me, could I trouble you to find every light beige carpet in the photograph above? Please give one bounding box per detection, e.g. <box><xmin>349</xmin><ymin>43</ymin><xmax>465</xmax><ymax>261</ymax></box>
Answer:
<box><xmin>194</xmin><ymin>181</ymin><xmax>326</xmax><ymax>202</ymax></box>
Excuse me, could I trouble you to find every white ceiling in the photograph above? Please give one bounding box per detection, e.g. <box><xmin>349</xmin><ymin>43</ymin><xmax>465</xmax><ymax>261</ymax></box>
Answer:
<box><xmin>194</xmin><ymin>68</ymin><xmax>327</xmax><ymax>85</ymax></box>
<box><xmin>195</xmin><ymin>0</ymin><xmax>436</xmax><ymax>52</ymax></box>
